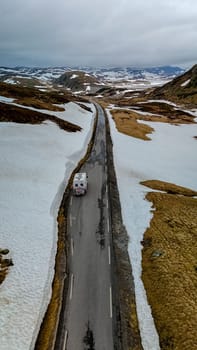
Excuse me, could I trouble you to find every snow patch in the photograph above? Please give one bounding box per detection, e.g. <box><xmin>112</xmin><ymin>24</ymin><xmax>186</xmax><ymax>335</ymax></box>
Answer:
<box><xmin>181</xmin><ymin>79</ymin><xmax>191</xmax><ymax>87</ymax></box>
<box><xmin>70</xmin><ymin>74</ymin><xmax>78</xmax><ymax>79</ymax></box>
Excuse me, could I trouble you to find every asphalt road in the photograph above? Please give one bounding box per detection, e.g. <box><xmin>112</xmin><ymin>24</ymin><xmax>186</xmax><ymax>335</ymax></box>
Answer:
<box><xmin>61</xmin><ymin>103</ymin><xmax>114</xmax><ymax>350</ymax></box>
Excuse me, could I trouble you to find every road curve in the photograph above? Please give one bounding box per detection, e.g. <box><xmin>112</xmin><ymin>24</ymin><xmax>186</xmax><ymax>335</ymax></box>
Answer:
<box><xmin>56</xmin><ymin>103</ymin><xmax>114</xmax><ymax>350</ymax></box>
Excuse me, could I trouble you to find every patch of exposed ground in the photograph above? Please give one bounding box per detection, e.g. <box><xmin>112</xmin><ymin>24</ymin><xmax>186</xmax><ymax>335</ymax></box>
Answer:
<box><xmin>0</xmin><ymin>81</ymin><xmax>89</xmax><ymax>111</ymax></box>
<box><xmin>111</xmin><ymin>109</ymin><xmax>154</xmax><ymax>140</ymax></box>
<box><xmin>15</xmin><ymin>98</ymin><xmax>65</xmax><ymax>111</ymax></box>
<box><xmin>131</xmin><ymin>101</ymin><xmax>196</xmax><ymax>124</ymax></box>
<box><xmin>34</xmin><ymin>207</ymin><xmax>67</xmax><ymax>349</ymax></box>
<box><xmin>141</xmin><ymin>180</ymin><xmax>197</xmax><ymax>350</ymax></box>
<box><xmin>0</xmin><ymin>81</ymin><xmax>71</xmax><ymax>110</ymax></box>
<box><xmin>141</xmin><ymin>179</ymin><xmax>197</xmax><ymax>197</ymax></box>
<box><xmin>0</xmin><ymin>102</ymin><xmax>81</xmax><ymax>132</ymax></box>
<box><xmin>0</xmin><ymin>249</ymin><xmax>13</xmax><ymax>285</ymax></box>
<box><xmin>109</xmin><ymin>100</ymin><xmax>196</xmax><ymax>140</ymax></box>
<box><xmin>148</xmin><ymin>64</ymin><xmax>197</xmax><ymax>107</ymax></box>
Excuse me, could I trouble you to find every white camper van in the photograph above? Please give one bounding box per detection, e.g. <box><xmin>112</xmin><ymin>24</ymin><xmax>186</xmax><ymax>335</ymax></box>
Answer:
<box><xmin>72</xmin><ymin>172</ymin><xmax>88</xmax><ymax>196</ymax></box>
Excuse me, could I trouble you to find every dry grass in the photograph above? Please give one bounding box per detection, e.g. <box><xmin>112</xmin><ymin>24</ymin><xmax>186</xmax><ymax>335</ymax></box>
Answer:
<box><xmin>141</xmin><ymin>180</ymin><xmax>197</xmax><ymax>349</ymax></box>
<box><xmin>0</xmin><ymin>269</ymin><xmax>7</xmax><ymax>284</ymax></box>
<box><xmin>0</xmin><ymin>81</ymin><xmax>89</xmax><ymax>111</ymax></box>
<box><xmin>141</xmin><ymin>179</ymin><xmax>197</xmax><ymax>197</ymax></box>
<box><xmin>0</xmin><ymin>249</ymin><xmax>13</xmax><ymax>285</ymax></box>
<box><xmin>35</xmin><ymin>208</ymin><xmax>67</xmax><ymax>350</ymax></box>
<box><xmin>0</xmin><ymin>102</ymin><xmax>81</xmax><ymax>132</ymax></box>
<box><xmin>15</xmin><ymin>98</ymin><xmax>65</xmax><ymax>111</ymax></box>
<box><xmin>111</xmin><ymin>109</ymin><xmax>154</xmax><ymax>140</ymax></box>
<box><xmin>109</xmin><ymin>98</ymin><xmax>196</xmax><ymax>141</ymax></box>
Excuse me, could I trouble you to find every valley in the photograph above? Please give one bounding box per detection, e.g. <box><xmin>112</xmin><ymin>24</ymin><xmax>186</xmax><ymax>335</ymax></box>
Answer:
<box><xmin>0</xmin><ymin>64</ymin><xmax>196</xmax><ymax>350</ymax></box>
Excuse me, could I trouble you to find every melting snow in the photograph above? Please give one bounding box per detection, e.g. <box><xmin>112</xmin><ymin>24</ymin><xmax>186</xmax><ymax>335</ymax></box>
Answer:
<box><xmin>107</xmin><ymin>109</ymin><xmax>197</xmax><ymax>350</ymax></box>
<box><xmin>0</xmin><ymin>102</ymin><xmax>95</xmax><ymax>350</ymax></box>
<box><xmin>70</xmin><ymin>74</ymin><xmax>78</xmax><ymax>79</ymax></box>
<box><xmin>181</xmin><ymin>79</ymin><xmax>191</xmax><ymax>87</ymax></box>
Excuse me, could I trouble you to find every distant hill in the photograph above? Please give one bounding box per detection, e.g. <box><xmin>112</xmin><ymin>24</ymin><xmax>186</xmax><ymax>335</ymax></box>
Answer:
<box><xmin>87</xmin><ymin>65</ymin><xmax>184</xmax><ymax>80</ymax></box>
<box><xmin>0</xmin><ymin>65</ymin><xmax>184</xmax><ymax>83</ymax></box>
<box><xmin>55</xmin><ymin>70</ymin><xmax>102</xmax><ymax>93</ymax></box>
<box><xmin>149</xmin><ymin>64</ymin><xmax>197</xmax><ymax>106</ymax></box>
<box><xmin>0</xmin><ymin>65</ymin><xmax>186</xmax><ymax>96</ymax></box>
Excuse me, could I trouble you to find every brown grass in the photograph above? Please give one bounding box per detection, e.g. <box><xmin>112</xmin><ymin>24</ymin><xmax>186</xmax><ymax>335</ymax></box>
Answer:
<box><xmin>111</xmin><ymin>109</ymin><xmax>154</xmax><ymax>140</ymax></box>
<box><xmin>0</xmin><ymin>102</ymin><xmax>81</xmax><ymax>132</ymax></box>
<box><xmin>141</xmin><ymin>180</ymin><xmax>197</xmax><ymax>349</ymax></box>
<box><xmin>109</xmin><ymin>99</ymin><xmax>196</xmax><ymax>141</ymax></box>
<box><xmin>35</xmin><ymin>208</ymin><xmax>67</xmax><ymax>349</ymax></box>
<box><xmin>0</xmin><ymin>269</ymin><xmax>7</xmax><ymax>284</ymax></box>
<box><xmin>15</xmin><ymin>98</ymin><xmax>65</xmax><ymax>111</ymax></box>
<box><xmin>141</xmin><ymin>179</ymin><xmax>197</xmax><ymax>197</ymax></box>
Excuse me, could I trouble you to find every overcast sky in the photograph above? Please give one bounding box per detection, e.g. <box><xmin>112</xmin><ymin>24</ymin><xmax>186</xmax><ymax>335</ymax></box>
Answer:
<box><xmin>0</xmin><ymin>0</ymin><xmax>197</xmax><ymax>68</ymax></box>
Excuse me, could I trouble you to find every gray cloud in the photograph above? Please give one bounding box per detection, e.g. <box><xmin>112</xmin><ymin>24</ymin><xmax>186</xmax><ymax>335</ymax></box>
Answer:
<box><xmin>0</xmin><ymin>0</ymin><xmax>197</xmax><ymax>67</ymax></box>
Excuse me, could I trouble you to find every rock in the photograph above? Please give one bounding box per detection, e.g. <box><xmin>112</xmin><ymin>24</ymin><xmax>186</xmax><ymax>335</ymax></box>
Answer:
<box><xmin>0</xmin><ymin>248</ymin><xmax>9</xmax><ymax>255</ymax></box>
<box><xmin>1</xmin><ymin>258</ymin><xmax>14</xmax><ymax>267</ymax></box>
<box><xmin>151</xmin><ymin>250</ymin><xmax>163</xmax><ymax>258</ymax></box>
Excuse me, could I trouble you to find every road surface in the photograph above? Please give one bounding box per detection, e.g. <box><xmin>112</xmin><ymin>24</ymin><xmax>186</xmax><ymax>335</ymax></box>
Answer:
<box><xmin>58</xmin><ymin>103</ymin><xmax>114</xmax><ymax>350</ymax></box>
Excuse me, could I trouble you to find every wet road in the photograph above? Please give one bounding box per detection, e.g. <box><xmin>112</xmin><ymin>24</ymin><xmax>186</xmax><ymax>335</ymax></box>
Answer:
<box><xmin>58</xmin><ymin>103</ymin><xmax>114</xmax><ymax>350</ymax></box>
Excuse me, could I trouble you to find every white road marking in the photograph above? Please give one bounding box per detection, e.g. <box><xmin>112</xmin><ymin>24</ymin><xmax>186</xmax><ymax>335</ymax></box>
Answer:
<box><xmin>63</xmin><ymin>330</ymin><xmax>68</xmax><ymax>350</ymax></box>
<box><xmin>106</xmin><ymin>198</ymin><xmax>109</xmax><ymax>209</ymax></box>
<box><xmin>108</xmin><ymin>246</ymin><xmax>111</xmax><ymax>265</ymax></box>
<box><xmin>70</xmin><ymin>196</ymin><xmax>73</xmax><ymax>206</ymax></box>
<box><xmin>70</xmin><ymin>214</ymin><xmax>72</xmax><ymax>227</ymax></box>
<box><xmin>107</xmin><ymin>218</ymin><xmax>110</xmax><ymax>233</ymax></box>
<box><xmin>70</xmin><ymin>274</ymin><xmax>74</xmax><ymax>300</ymax></box>
<box><xmin>71</xmin><ymin>238</ymin><xmax>74</xmax><ymax>256</ymax></box>
<box><xmin>109</xmin><ymin>286</ymin><xmax>113</xmax><ymax>319</ymax></box>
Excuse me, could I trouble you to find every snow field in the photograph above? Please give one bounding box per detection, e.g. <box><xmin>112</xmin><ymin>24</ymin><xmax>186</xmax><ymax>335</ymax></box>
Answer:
<box><xmin>107</xmin><ymin>109</ymin><xmax>197</xmax><ymax>350</ymax></box>
<box><xmin>0</xmin><ymin>102</ymin><xmax>95</xmax><ymax>350</ymax></box>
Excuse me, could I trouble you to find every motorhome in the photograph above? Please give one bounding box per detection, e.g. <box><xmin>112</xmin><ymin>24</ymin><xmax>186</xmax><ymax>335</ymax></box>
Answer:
<box><xmin>72</xmin><ymin>172</ymin><xmax>88</xmax><ymax>196</ymax></box>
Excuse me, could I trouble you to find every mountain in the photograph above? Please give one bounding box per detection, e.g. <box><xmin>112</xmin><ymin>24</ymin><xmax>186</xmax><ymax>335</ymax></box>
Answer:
<box><xmin>0</xmin><ymin>65</ymin><xmax>184</xmax><ymax>83</ymax></box>
<box><xmin>54</xmin><ymin>70</ymin><xmax>103</xmax><ymax>93</ymax></box>
<box><xmin>0</xmin><ymin>65</ymin><xmax>186</xmax><ymax>96</ymax></box>
<box><xmin>149</xmin><ymin>64</ymin><xmax>197</xmax><ymax>106</ymax></box>
<box><xmin>86</xmin><ymin>65</ymin><xmax>184</xmax><ymax>80</ymax></box>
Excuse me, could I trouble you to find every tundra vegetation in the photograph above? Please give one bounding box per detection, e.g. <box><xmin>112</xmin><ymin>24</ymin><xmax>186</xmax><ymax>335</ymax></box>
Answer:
<box><xmin>141</xmin><ymin>180</ymin><xmax>197</xmax><ymax>350</ymax></box>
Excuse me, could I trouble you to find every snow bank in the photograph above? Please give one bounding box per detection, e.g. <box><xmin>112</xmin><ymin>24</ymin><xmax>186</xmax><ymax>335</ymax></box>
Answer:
<box><xmin>107</xmin><ymin>110</ymin><xmax>197</xmax><ymax>349</ymax></box>
<box><xmin>0</xmin><ymin>102</ymin><xmax>95</xmax><ymax>350</ymax></box>
<box><xmin>0</xmin><ymin>96</ymin><xmax>15</xmax><ymax>103</ymax></box>
<box><xmin>181</xmin><ymin>79</ymin><xmax>191</xmax><ymax>87</ymax></box>
<box><xmin>70</xmin><ymin>74</ymin><xmax>78</xmax><ymax>79</ymax></box>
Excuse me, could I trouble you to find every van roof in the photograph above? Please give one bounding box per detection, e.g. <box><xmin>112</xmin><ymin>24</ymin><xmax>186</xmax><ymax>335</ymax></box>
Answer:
<box><xmin>73</xmin><ymin>172</ymin><xmax>87</xmax><ymax>181</ymax></box>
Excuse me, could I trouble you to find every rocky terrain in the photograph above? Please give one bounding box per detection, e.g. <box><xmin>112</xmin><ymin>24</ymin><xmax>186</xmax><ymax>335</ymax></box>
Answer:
<box><xmin>149</xmin><ymin>64</ymin><xmax>197</xmax><ymax>106</ymax></box>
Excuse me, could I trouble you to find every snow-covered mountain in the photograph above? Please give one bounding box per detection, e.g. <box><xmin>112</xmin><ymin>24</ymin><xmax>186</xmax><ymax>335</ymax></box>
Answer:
<box><xmin>149</xmin><ymin>64</ymin><xmax>197</xmax><ymax>105</ymax></box>
<box><xmin>0</xmin><ymin>65</ymin><xmax>185</xmax><ymax>83</ymax></box>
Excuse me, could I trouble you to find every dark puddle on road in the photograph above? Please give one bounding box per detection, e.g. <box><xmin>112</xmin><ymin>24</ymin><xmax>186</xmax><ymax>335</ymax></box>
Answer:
<box><xmin>83</xmin><ymin>321</ymin><xmax>95</xmax><ymax>350</ymax></box>
<box><xmin>96</xmin><ymin>180</ymin><xmax>108</xmax><ymax>249</ymax></box>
